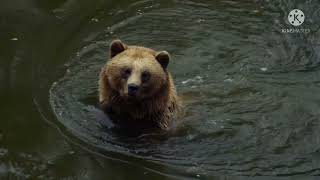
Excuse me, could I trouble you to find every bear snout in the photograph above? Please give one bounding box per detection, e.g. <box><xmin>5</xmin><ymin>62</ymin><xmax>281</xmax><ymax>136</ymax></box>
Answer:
<box><xmin>128</xmin><ymin>84</ymin><xmax>139</xmax><ymax>96</ymax></box>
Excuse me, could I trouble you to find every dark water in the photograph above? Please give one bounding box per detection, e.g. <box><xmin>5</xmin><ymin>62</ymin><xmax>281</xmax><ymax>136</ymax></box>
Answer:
<box><xmin>1</xmin><ymin>0</ymin><xmax>320</xmax><ymax>179</ymax></box>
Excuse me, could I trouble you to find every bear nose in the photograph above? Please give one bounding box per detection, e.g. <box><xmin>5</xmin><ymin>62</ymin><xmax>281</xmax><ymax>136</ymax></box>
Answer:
<box><xmin>128</xmin><ymin>84</ymin><xmax>139</xmax><ymax>96</ymax></box>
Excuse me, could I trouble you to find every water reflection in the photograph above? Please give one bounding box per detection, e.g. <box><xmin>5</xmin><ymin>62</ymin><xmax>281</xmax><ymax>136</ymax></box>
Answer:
<box><xmin>1</xmin><ymin>0</ymin><xmax>319</xmax><ymax>178</ymax></box>
<box><xmin>46</xmin><ymin>0</ymin><xmax>320</xmax><ymax>177</ymax></box>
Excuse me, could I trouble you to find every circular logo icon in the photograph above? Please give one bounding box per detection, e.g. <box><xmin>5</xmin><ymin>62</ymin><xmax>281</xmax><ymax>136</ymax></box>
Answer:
<box><xmin>288</xmin><ymin>9</ymin><xmax>305</xmax><ymax>26</ymax></box>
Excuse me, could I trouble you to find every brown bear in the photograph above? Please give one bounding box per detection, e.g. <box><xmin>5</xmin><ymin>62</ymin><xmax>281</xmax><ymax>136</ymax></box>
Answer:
<box><xmin>99</xmin><ymin>40</ymin><xmax>181</xmax><ymax>131</ymax></box>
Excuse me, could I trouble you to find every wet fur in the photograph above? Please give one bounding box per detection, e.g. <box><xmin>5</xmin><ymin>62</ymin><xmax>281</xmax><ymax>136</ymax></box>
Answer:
<box><xmin>99</xmin><ymin>42</ymin><xmax>181</xmax><ymax>130</ymax></box>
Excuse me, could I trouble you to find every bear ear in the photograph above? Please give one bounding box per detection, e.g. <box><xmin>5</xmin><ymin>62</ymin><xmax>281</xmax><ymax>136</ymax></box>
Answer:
<box><xmin>155</xmin><ymin>51</ymin><xmax>170</xmax><ymax>70</ymax></box>
<box><xmin>110</xmin><ymin>39</ymin><xmax>127</xmax><ymax>58</ymax></box>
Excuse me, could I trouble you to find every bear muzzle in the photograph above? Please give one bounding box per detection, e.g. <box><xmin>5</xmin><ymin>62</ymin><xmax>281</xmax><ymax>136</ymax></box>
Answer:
<box><xmin>128</xmin><ymin>84</ymin><xmax>139</xmax><ymax>96</ymax></box>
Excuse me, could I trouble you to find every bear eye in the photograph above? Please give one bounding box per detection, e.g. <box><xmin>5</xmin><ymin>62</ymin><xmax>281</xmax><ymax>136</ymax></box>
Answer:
<box><xmin>121</xmin><ymin>68</ymin><xmax>131</xmax><ymax>79</ymax></box>
<box><xmin>141</xmin><ymin>71</ymin><xmax>150</xmax><ymax>82</ymax></box>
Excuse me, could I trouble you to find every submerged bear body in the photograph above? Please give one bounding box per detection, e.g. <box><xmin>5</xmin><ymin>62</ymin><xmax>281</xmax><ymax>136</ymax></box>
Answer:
<box><xmin>99</xmin><ymin>40</ymin><xmax>180</xmax><ymax>130</ymax></box>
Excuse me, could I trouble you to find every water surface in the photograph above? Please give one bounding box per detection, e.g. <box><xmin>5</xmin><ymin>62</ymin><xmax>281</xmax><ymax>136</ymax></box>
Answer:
<box><xmin>1</xmin><ymin>0</ymin><xmax>320</xmax><ymax>179</ymax></box>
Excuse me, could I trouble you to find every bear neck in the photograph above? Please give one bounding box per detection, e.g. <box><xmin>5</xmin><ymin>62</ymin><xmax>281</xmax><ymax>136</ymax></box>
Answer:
<box><xmin>108</xmin><ymin>76</ymin><xmax>171</xmax><ymax>116</ymax></box>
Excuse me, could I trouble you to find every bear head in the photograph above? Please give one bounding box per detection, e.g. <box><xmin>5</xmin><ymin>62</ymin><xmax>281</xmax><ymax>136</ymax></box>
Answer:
<box><xmin>103</xmin><ymin>39</ymin><xmax>171</xmax><ymax>100</ymax></box>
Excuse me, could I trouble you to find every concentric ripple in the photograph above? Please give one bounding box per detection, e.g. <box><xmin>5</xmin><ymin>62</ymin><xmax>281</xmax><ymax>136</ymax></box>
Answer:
<box><xmin>45</xmin><ymin>0</ymin><xmax>320</xmax><ymax>177</ymax></box>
